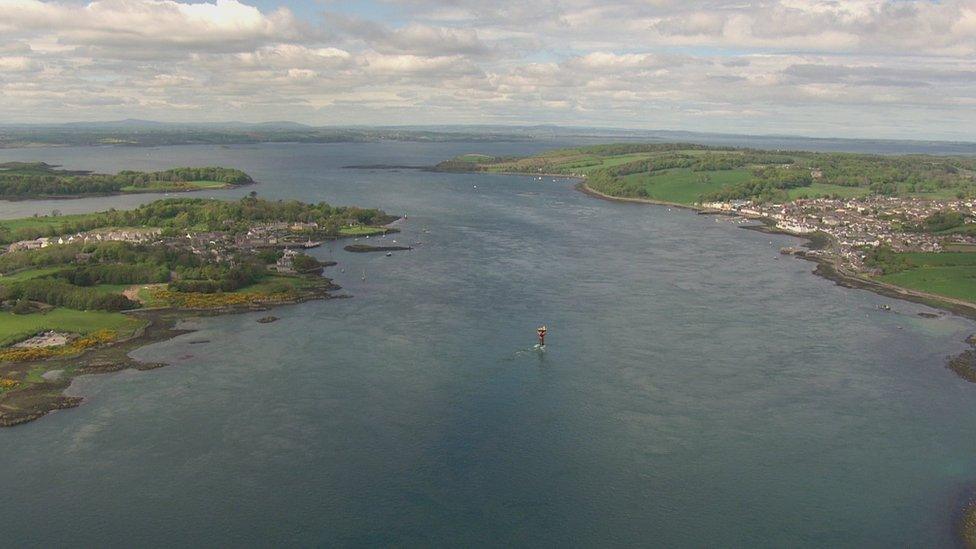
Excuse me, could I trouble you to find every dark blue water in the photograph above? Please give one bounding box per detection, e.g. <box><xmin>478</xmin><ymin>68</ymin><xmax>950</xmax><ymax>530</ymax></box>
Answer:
<box><xmin>0</xmin><ymin>143</ymin><xmax>973</xmax><ymax>547</ymax></box>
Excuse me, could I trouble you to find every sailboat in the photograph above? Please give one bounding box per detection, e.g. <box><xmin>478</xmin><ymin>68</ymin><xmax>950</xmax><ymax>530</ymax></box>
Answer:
<box><xmin>361</xmin><ymin>268</ymin><xmax>367</xmax><ymax>282</ymax></box>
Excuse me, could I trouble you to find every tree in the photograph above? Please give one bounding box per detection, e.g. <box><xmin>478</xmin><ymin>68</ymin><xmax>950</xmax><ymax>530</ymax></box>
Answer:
<box><xmin>12</xmin><ymin>299</ymin><xmax>33</xmax><ymax>315</ymax></box>
<box><xmin>291</xmin><ymin>253</ymin><xmax>322</xmax><ymax>273</ymax></box>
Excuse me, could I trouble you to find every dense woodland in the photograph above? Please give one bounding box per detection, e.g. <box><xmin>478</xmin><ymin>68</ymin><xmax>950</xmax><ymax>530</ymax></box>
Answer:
<box><xmin>0</xmin><ymin>162</ymin><xmax>252</xmax><ymax>197</ymax></box>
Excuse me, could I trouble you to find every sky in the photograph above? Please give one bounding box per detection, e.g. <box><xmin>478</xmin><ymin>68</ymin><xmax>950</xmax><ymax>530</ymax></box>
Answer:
<box><xmin>0</xmin><ymin>0</ymin><xmax>974</xmax><ymax>140</ymax></box>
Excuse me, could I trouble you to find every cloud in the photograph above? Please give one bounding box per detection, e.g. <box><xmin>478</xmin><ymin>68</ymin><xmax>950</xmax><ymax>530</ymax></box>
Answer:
<box><xmin>0</xmin><ymin>0</ymin><xmax>973</xmax><ymax>139</ymax></box>
<box><xmin>0</xmin><ymin>0</ymin><xmax>302</xmax><ymax>51</ymax></box>
<box><xmin>646</xmin><ymin>0</ymin><xmax>976</xmax><ymax>56</ymax></box>
<box><xmin>0</xmin><ymin>56</ymin><xmax>37</xmax><ymax>72</ymax></box>
<box><xmin>329</xmin><ymin>15</ymin><xmax>490</xmax><ymax>56</ymax></box>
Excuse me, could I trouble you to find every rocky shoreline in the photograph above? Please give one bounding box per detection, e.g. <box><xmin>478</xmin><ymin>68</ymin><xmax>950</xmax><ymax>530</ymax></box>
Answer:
<box><xmin>343</xmin><ymin>244</ymin><xmax>412</xmax><ymax>253</ymax></box>
<box><xmin>576</xmin><ymin>181</ymin><xmax>976</xmax><ymax>379</ymax></box>
<box><xmin>574</xmin><ymin>178</ymin><xmax>976</xmax><ymax>542</ymax></box>
<box><xmin>578</xmin><ymin>180</ymin><xmax>976</xmax><ymax>321</ymax></box>
<box><xmin>581</xmin><ymin>181</ymin><xmax>976</xmax><ymax>314</ymax></box>
<box><xmin>0</xmin><ymin>280</ymin><xmax>339</xmax><ymax>427</ymax></box>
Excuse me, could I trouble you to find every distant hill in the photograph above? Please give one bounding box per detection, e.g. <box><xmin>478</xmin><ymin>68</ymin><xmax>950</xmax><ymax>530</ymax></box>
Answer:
<box><xmin>0</xmin><ymin>122</ymin><xmax>973</xmax><ymax>154</ymax></box>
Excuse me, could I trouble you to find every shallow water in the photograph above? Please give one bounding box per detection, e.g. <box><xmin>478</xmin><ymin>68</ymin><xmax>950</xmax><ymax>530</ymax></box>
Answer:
<box><xmin>0</xmin><ymin>142</ymin><xmax>974</xmax><ymax>547</ymax></box>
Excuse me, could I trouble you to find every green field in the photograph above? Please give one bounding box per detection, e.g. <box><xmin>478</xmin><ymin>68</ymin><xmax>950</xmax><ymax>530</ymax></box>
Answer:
<box><xmin>339</xmin><ymin>226</ymin><xmax>387</xmax><ymax>236</ymax></box>
<box><xmin>90</xmin><ymin>283</ymin><xmax>131</xmax><ymax>295</ymax></box>
<box><xmin>482</xmin><ymin>151</ymin><xmax>657</xmax><ymax>176</ymax></box>
<box><xmin>119</xmin><ymin>180</ymin><xmax>228</xmax><ymax>192</ymax></box>
<box><xmin>569</xmin><ymin>153</ymin><xmax>652</xmax><ymax>175</ymax></box>
<box><xmin>0</xmin><ymin>269</ymin><xmax>130</xmax><ymax>296</ymax></box>
<box><xmin>0</xmin><ymin>267</ymin><xmax>61</xmax><ymax>282</ymax></box>
<box><xmin>620</xmin><ymin>168</ymin><xmax>752</xmax><ymax>205</ymax></box>
<box><xmin>787</xmin><ymin>183</ymin><xmax>871</xmax><ymax>200</ymax></box>
<box><xmin>0</xmin><ymin>308</ymin><xmax>145</xmax><ymax>347</ymax></box>
<box><xmin>0</xmin><ymin>213</ymin><xmax>101</xmax><ymax>235</ymax></box>
<box><xmin>441</xmin><ymin>143</ymin><xmax>976</xmax><ymax>204</ymax></box>
<box><xmin>946</xmin><ymin>243</ymin><xmax>976</xmax><ymax>252</ymax></box>
<box><xmin>879</xmin><ymin>252</ymin><xmax>976</xmax><ymax>303</ymax></box>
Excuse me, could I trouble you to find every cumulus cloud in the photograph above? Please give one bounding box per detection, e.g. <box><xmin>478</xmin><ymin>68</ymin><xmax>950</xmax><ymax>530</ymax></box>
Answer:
<box><xmin>0</xmin><ymin>0</ymin><xmax>302</xmax><ymax>51</ymax></box>
<box><xmin>0</xmin><ymin>0</ymin><xmax>973</xmax><ymax>139</ymax></box>
<box><xmin>329</xmin><ymin>15</ymin><xmax>490</xmax><ymax>56</ymax></box>
<box><xmin>646</xmin><ymin>0</ymin><xmax>976</xmax><ymax>55</ymax></box>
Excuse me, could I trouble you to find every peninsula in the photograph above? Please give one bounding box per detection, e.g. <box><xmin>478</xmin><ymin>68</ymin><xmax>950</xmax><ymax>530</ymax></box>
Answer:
<box><xmin>0</xmin><ymin>162</ymin><xmax>253</xmax><ymax>199</ymax></box>
<box><xmin>439</xmin><ymin>144</ymin><xmax>976</xmax><ymax>369</ymax></box>
<box><xmin>0</xmin><ymin>195</ymin><xmax>397</xmax><ymax>426</ymax></box>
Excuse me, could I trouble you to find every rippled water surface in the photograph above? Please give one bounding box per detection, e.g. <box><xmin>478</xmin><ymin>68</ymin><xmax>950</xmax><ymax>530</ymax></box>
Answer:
<box><xmin>0</xmin><ymin>142</ymin><xmax>974</xmax><ymax>547</ymax></box>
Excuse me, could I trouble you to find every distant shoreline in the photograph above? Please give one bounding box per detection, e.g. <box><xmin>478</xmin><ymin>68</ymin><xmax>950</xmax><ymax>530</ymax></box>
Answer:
<box><xmin>0</xmin><ymin>181</ymin><xmax>249</xmax><ymax>202</ymax></box>
<box><xmin>577</xmin><ymin>182</ymin><xmax>976</xmax><ymax>321</ymax></box>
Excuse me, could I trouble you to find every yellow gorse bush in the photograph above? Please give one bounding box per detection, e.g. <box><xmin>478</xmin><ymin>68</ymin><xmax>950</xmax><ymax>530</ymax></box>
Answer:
<box><xmin>0</xmin><ymin>329</ymin><xmax>118</xmax><ymax>363</ymax></box>
<box><xmin>149</xmin><ymin>288</ymin><xmax>293</xmax><ymax>309</ymax></box>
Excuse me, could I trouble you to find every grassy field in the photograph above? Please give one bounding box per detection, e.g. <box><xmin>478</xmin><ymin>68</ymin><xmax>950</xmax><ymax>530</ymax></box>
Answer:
<box><xmin>619</xmin><ymin>168</ymin><xmax>752</xmax><ymax>205</ymax></box>
<box><xmin>572</xmin><ymin>153</ymin><xmax>652</xmax><ymax>175</ymax></box>
<box><xmin>444</xmin><ymin>144</ymin><xmax>976</xmax><ymax>204</ymax></box>
<box><xmin>0</xmin><ymin>213</ymin><xmax>101</xmax><ymax>235</ymax></box>
<box><xmin>0</xmin><ymin>308</ymin><xmax>144</xmax><ymax>347</ymax></box>
<box><xmin>946</xmin><ymin>243</ymin><xmax>976</xmax><ymax>252</ymax></box>
<box><xmin>0</xmin><ymin>267</ymin><xmax>61</xmax><ymax>282</ymax></box>
<box><xmin>879</xmin><ymin>252</ymin><xmax>976</xmax><ymax>303</ymax></box>
<box><xmin>904</xmin><ymin>186</ymin><xmax>965</xmax><ymax>200</ymax></box>
<box><xmin>90</xmin><ymin>283</ymin><xmax>131</xmax><ymax>295</ymax></box>
<box><xmin>339</xmin><ymin>226</ymin><xmax>388</xmax><ymax>236</ymax></box>
<box><xmin>119</xmin><ymin>180</ymin><xmax>228</xmax><ymax>192</ymax></box>
<box><xmin>482</xmin><ymin>151</ymin><xmax>657</xmax><ymax>176</ymax></box>
<box><xmin>787</xmin><ymin>183</ymin><xmax>871</xmax><ymax>200</ymax></box>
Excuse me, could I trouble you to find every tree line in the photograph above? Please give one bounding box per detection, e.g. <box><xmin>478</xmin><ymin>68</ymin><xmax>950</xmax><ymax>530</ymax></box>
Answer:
<box><xmin>0</xmin><ymin>164</ymin><xmax>253</xmax><ymax>198</ymax></box>
<box><xmin>0</xmin><ymin>196</ymin><xmax>391</xmax><ymax>244</ymax></box>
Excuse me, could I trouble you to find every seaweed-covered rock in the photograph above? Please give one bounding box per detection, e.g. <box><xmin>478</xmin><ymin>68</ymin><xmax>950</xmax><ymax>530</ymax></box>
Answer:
<box><xmin>343</xmin><ymin>244</ymin><xmax>412</xmax><ymax>253</ymax></box>
<box><xmin>948</xmin><ymin>350</ymin><xmax>976</xmax><ymax>383</ymax></box>
<box><xmin>960</xmin><ymin>498</ymin><xmax>976</xmax><ymax>549</ymax></box>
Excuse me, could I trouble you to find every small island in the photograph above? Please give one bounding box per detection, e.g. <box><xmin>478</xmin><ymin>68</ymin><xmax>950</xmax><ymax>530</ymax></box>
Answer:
<box><xmin>0</xmin><ymin>162</ymin><xmax>254</xmax><ymax>199</ymax></box>
<box><xmin>0</xmin><ymin>194</ymin><xmax>397</xmax><ymax>426</ymax></box>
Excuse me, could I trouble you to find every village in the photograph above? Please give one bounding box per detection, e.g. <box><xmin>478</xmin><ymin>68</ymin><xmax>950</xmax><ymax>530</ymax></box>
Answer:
<box><xmin>4</xmin><ymin>220</ymin><xmax>331</xmax><ymax>269</ymax></box>
<box><xmin>701</xmin><ymin>196</ymin><xmax>976</xmax><ymax>273</ymax></box>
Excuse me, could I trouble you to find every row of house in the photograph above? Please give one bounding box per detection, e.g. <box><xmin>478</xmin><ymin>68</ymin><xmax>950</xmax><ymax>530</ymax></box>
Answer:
<box><xmin>7</xmin><ymin>228</ymin><xmax>163</xmax><ymax>253</ymax></box>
